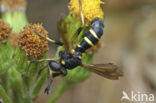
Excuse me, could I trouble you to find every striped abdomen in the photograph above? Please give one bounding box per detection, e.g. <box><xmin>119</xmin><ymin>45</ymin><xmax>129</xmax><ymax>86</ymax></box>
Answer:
<box><xmin>75</xmin><ymin>17</ymin><xmax>104</xmax><ymax>53</ymax></box>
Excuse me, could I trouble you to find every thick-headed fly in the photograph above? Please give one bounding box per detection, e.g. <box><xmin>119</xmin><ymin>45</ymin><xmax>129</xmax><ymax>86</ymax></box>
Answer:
<box><xmin>29</xmin><ymin>0</ymin><xmax>123</xmax><ymax>94</ymax></box>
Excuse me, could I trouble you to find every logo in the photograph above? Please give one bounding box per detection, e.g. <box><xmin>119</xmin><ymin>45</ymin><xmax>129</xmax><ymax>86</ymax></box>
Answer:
<box><xmin>121</xmin><ymin>91</ymin><xmax>155</xmax><ymax>102</ymax></box>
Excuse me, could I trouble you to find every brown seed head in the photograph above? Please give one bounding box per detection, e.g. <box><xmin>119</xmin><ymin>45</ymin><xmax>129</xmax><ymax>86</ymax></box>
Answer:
<box><xmin>0</xmin><ymin>0</ymin><xmax>26</xmax><ymax>12</ymax></box>
<box><xmin>19</xmin><ymin>24</ymin><xmax>49</xmax><ymax>58</ymax></box>
<box><xmin>0</xmin><ymin>19</ymin><xmax>12</xmax><ymax>42</ymax></box>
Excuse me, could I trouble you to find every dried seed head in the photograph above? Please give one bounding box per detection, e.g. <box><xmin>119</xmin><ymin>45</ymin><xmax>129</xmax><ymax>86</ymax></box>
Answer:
<box><xmin>69</xmin><ymin>0</ymin><xmax>104</xmax><ymax>23</ymax></box>
<box><xmin>0</xmin><ymin>0</ymin><xmax>26</xmax><ymax>12</ymax></box>
<box><xmin>0</xmin><ymin>19</ymin><xmax>12</xmax><ymax>42</ymax></box>
<box><xmin>19</xmin><ymin>24</ymin><xmax>49</xmax><ymax>58</ymax></box>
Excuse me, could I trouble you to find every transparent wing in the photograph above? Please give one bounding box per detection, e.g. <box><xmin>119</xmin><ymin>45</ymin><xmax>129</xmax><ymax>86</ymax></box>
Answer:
<box><xmin>57</xmin><ymin>16</ymin><xmax>73</xmax><ymax>54</ymax></box>
<box><xmin>82</xmin><ymin>63</ymin><xmax>123</xmax><ymax>80</ymax></box>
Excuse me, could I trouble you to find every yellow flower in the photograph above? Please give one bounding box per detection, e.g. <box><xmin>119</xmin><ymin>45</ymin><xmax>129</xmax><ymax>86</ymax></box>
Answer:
<box><xmin>69</xmin><ymin>0</ymin><xmax>104</xmax><ymax>23</ymax></box>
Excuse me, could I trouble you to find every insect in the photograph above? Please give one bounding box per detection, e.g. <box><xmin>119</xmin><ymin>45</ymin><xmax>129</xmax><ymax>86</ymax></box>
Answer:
<box><xmin>29</xmin><ymin>0</ymin><xmax>123</xmax><ymax>94</ymax></box>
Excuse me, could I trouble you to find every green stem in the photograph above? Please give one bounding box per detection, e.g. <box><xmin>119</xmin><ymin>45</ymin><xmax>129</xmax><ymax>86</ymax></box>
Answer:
<box><xmin>46</xmin><ymin>82</ymin><xmax>70</xmax><ymax>103</ymax></box>
<box><xmin>2</xmin><ymin>12</ymin><xmax>28</xmax><ymax>32</ymax></box>
<box><xmin>0</xmin><ymin>73</ymin><xmax>9</xmax><ymax>93</ymax></box>
<box><xmin>0</xmin><ymin>85</ymin><xmax>12</xmax><ymax>103</ymax></box>
<box><xmin>8</xmin><ymin>67</ymin><xmax>25</xmax><ymax>103</ymax></box>
<box><xmin>32</xmin><ymin>69</ymin><xmax>48</xmax><ymax>97</ymax></box>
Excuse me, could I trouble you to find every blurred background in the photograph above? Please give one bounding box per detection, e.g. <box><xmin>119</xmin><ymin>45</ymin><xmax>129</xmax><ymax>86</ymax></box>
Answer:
<box><xmin>26</xmin><ymin>0</ymin><xmax>156</xmax><ymax>103</ymax></box>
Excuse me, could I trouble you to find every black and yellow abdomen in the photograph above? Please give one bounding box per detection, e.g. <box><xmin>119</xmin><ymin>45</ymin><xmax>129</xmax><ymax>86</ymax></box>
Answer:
<box><xmin>75</xmin><ymin>17</ymin><xmax>104</xmax><ymax>53</ymax></box>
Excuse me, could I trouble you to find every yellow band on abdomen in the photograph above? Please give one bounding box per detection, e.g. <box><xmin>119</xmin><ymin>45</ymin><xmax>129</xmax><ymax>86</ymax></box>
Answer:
<box><xmin>84</xmin><ymin>37</ymin><xmax>94</xmax><ymax>46</ymax></box>
<box><xmin>89</xmin><ymin>29</ymin><xmax>99</xmax><ymax>40</ymax></box>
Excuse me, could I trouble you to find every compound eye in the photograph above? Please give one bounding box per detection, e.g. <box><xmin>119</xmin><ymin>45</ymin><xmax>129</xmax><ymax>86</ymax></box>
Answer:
<box><xmin>49</xmin><ymin>61</ymin><xmax>62</xmax><ymax>71</ymax></box>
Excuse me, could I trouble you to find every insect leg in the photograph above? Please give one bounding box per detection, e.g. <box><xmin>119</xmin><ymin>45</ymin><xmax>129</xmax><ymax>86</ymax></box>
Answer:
<box><xmin>34</xmin><ymin>30</ymin><xmax>63</xmax><ymax>46</ymax></box>
<box><xmin>28</xmin><ymin>58</ymin><xmax>60</xmax><ymax>64</ymax></box>
<box><xmin>44</xmin><ymin>73</ymin><xmax>61</xmax><ymax>94</ymax></box>
<box><xmin>60</xmin><ymin>68</ymin><xmax>67</xmax><ymax>76</ymax></box>
<box><xmin>79</xmin><ymin>0</ymin><xmax>84</xmax><ymax>26</ymax></box>
<box><xmin>36</xmin><ymin>64</ymin><xmax>48</xmax><ymax>80</ymax></box>
<box><xmin>47</xmin><ymin>62</ymin><xmax>51</xmax><ymax>78</ymax></box>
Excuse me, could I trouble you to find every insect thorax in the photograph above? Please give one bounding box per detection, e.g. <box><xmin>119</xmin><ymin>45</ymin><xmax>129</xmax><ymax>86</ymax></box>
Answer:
<box><xmin>59</xmin><ymin>50</ymin><xmax>82</xmax><ymax>69</ymax></box>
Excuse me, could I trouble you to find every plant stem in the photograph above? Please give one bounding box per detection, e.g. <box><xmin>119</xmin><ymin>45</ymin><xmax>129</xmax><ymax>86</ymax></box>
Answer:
<box><xmin>32</xmin><ymin>69</ymin><xmax>48</xmax><ymax>98</ymax></box>
<box><xmin>2</xmin><ymin>12</ymin><xmax>28</xmax><ymax>32</ymax></box>
<box><xmin>0</xmin><ymin>85</ymin><xmax>12</xmax><ymax>103</ymax></box>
